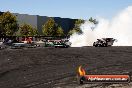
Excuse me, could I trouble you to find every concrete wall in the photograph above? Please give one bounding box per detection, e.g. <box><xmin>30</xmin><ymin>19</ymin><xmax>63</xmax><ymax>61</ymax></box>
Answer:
<box><xmin>54</xmin><ymin>17</ymin><xmax>76</xmax><ymax>33</ymax></box>
<box><xmin>13</xmin><ymin>13</ymin><xmax>38</xmax><ymax>28</ymax></box>
<box><xmin>8</xmin><ymin>13</ymin><xmax>76</xmax><ymax>35</ymax></box>
<box><xmin>37</xmin><ymin>16</ymin><xmax>49</xmax><ymax>34</ymax></box>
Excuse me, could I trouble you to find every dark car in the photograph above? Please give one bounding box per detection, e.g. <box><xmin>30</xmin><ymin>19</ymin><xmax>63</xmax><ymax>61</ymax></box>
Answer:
<box><xmin>93</xmin><ymin>38</ymin><xmax>116</xmax><ymax>47</ymax></box>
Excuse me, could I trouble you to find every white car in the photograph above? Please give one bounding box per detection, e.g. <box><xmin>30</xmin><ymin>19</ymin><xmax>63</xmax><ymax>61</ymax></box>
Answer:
<box><xmin>11</xmin><ymin>43</ymin><xmax>27</xmax><ymax>49</ymax></box>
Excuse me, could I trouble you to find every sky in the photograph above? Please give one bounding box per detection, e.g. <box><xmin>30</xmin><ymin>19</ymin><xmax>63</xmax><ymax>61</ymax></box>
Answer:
<box><xmin>0</xmin><ymin>0</ymin><xmax>132</xmax><ymax>19</ymax></box>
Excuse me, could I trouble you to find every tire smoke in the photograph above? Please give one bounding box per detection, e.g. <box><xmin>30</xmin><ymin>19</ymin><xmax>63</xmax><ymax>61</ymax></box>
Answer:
<box><xmin>69</xmin><ymin>6</ymin><xmax>132</xmax><ymax>47</ymax></box>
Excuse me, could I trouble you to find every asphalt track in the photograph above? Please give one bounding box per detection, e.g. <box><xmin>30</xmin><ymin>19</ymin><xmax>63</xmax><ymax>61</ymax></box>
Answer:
<box><xmin>0</xmin><ymin>47</ymin><xmax>132</xmax><ymax>88</ymax></box>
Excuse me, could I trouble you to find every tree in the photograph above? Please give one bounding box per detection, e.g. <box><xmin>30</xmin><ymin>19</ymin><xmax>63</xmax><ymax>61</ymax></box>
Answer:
<box><xmin>89</xmin><ymin>17</ymin><xmax>98</xmax><ymax>24</ymax></box>
<box><xmin>68</xmin><ymin>29</ymin><xmax>78</xmax><ymax>36</ymax></box>
<box><xmin>0</xmin><ymin>11</ymin><xmax>18</xmax><ymax>36</ymax></box>
<box><xmin>42</xmin><ymin>18</ymin><xmax>64</xmax><ymax>36</ymax></box>
<box><xmin>19</xmin><ymin>23</ymin><xmax>38</xmax><ymax>36</ymax></box>
<box><xmin>56</xmin><ymin>26</ymin><xmax>64</xmax><ymax>36</ymax></box>
<box><xmin>68</xmin><ymin>19</ymin><xmax>84</xmax><ymax>35</ymax></box>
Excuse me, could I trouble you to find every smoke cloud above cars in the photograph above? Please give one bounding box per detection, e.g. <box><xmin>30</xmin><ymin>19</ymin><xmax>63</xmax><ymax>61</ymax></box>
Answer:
<box><xmin>70</xmin><ymin>6</ymin><xmax>132</xmax><ymax>47</ymax></box>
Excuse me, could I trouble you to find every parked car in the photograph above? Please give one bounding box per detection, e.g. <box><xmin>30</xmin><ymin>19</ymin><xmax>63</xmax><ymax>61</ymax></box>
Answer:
<box><xmin>44</xmin><ymin>41</ymin><xmax>54</xmax><ymax>47</ymax></box>
<box><xmin>26</xmin><ymin>43</ymin><xmax>37</xmax><ymax>48</ymax></box>
<box><xmin>0</xmin><ymin>42</ymin><xmax>7</xmax><ymax>50</ymax></box>
<box><xmin>11</xmin><ymin>43</ymin><xmax>27</xmax><ymax>49</ymax></box>
<box><xmin>54</xmin><ymin>42</ymin><xmax>69</xmax><ymax>48</ymax></box>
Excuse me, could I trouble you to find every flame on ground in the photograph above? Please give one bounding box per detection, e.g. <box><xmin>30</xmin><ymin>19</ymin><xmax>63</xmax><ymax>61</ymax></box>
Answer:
<box><xmin>78</xmin><ymin>66</ymin><xmax>86</xmax><ymax>76</ymax></box>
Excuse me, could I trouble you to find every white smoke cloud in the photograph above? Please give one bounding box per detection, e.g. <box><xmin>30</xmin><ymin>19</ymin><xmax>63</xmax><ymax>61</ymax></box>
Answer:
<box><xmin>69</xmin><ymin>6</ymin><xmax>132</xmax><ymax>47</ymax></box>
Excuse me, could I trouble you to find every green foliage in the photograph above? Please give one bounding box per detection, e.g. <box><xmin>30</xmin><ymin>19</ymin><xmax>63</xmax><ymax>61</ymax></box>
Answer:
<box><xmin>56</xmin><ymin>26</ymin><xmax>64</xmax><ymax>36</ymax></box>
<box><xmin>20</xmin><ymin>23</ymin><xmax>38</xmax><ymax>36</ymax></box>
<box><xmin>74</xmin><ymin>19</ymin><xmax>85</xmax><ymax>27</ymax></box>
<box><xmin>42</xmin><ymin>18</ymin><xmax>54</xmax><ymax>36</ymax></box>
<box><xmin>42</xmin><ymin>18</ymin><xmax>64</xmax><ymax>36</ymax></box>
<box><xmin>68</xmin><ymin>19</ymin><xmax>84</xmax><ymax>35</ymax></box>
<box><xmin>0</xmin><ymin>11</ymin><xmax>18</xmax><ymax>36</ymax></box>
<box><xmin>89</xmin><ymin>17</ymin><xmax>98</xmax><ymax>24</ymax></box>
<box><xmin>68</xmin><ymin>29</ymin><xmax>78</xmax><ymax>36</ymax></box>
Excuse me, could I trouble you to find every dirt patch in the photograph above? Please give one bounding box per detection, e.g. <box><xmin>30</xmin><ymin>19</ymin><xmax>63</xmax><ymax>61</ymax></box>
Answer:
<box><xmin>0</xmin><ymin>47</ymin><xmax>132</xmax><ymax>88</ymax></box>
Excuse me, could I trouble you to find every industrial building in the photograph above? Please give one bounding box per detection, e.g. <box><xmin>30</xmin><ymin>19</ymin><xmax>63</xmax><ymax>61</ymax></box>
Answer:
<box><xmin>0</xmin><ymin>11</ymin><xmax>76</xmax><ymax>35</ymax></box>
<box><xmin>13</xmin><ymin>13</ymin><xmax>76</xmax><ymax>35</ymax></box>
